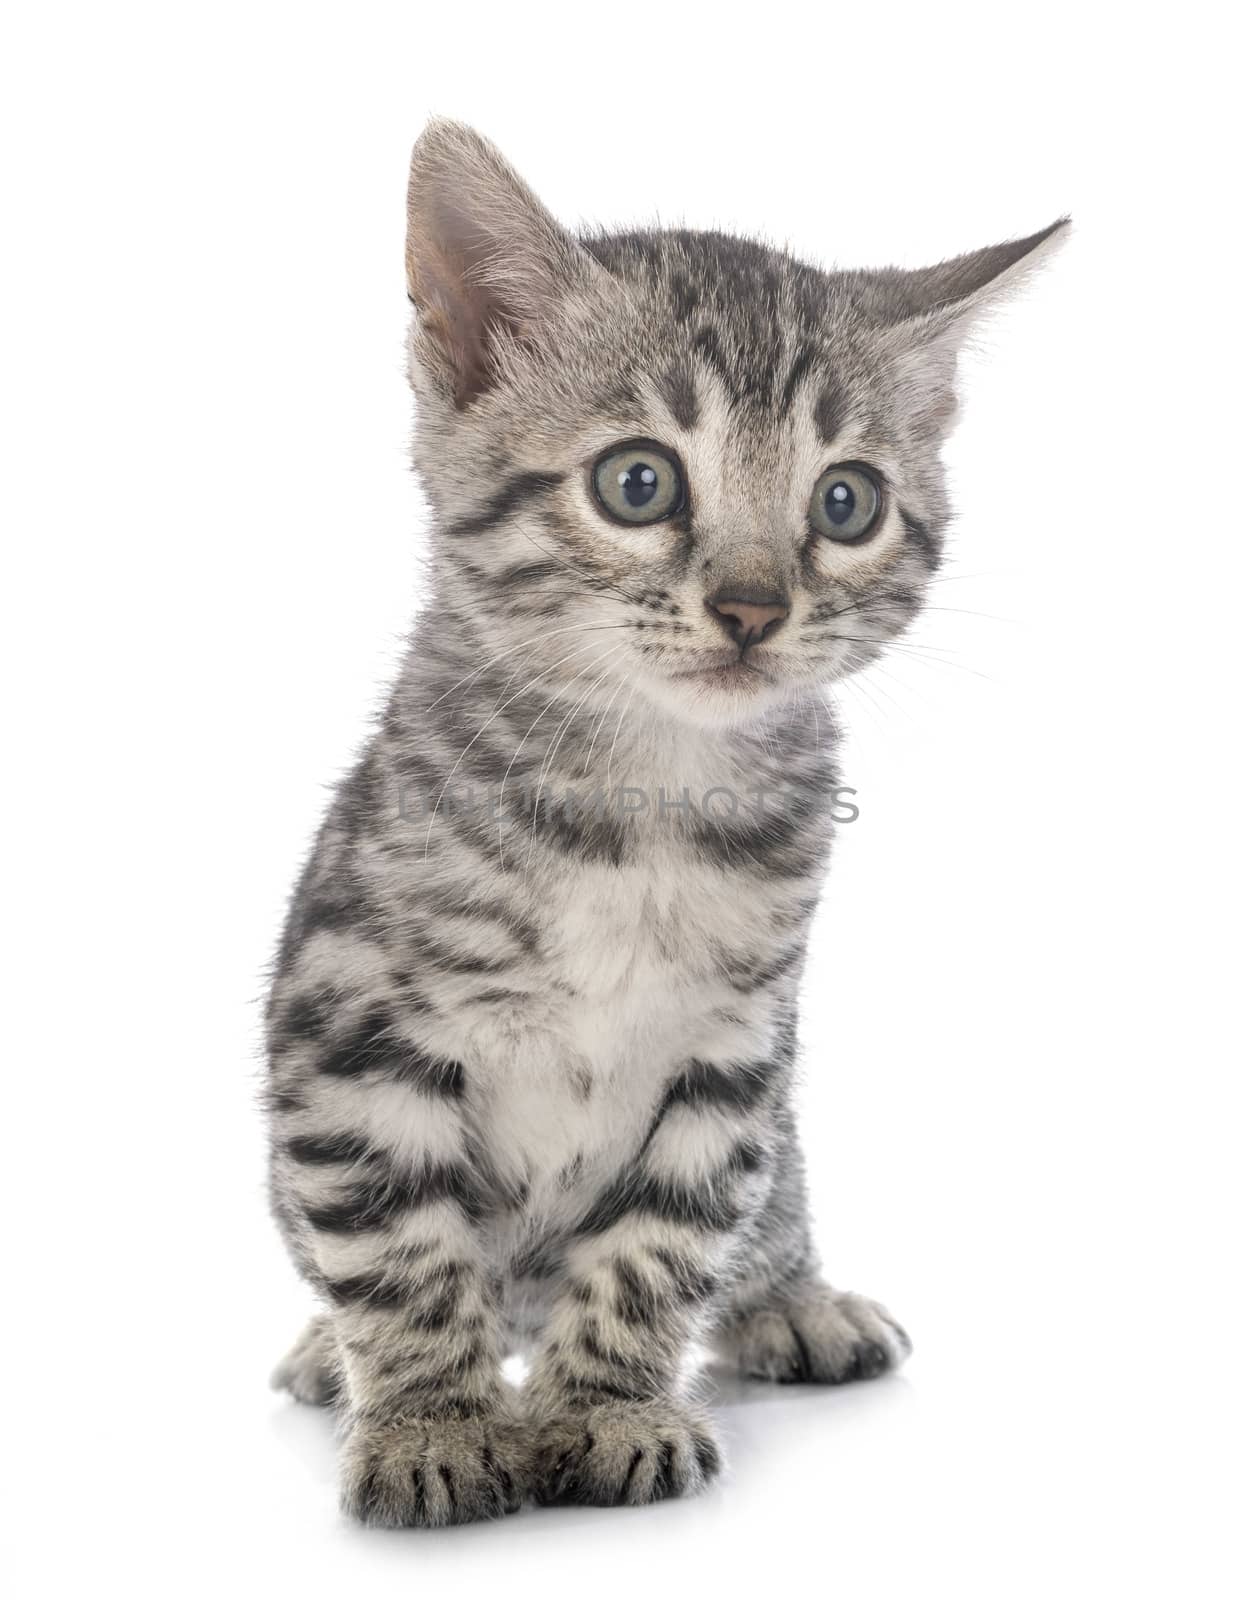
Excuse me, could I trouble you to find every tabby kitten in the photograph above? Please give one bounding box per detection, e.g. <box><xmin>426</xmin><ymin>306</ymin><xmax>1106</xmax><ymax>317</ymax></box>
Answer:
<box><xmin>267</xmin><ymin>119</ymin><xmax>1065</xmax><ymax>1526</ymax></box>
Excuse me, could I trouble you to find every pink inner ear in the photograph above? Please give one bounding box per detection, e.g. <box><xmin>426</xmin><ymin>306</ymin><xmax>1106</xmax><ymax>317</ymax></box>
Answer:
<box><xmin>405</xmin><ymin>124</ymin><xmax>593</xmax><ymax>407</ymax></box>
<box><xmin>411</xmin><ymin>199</ymin><xmax>526</xmax><ymax>408</ymax></box>
<box><xmin>418</xmin><ymin>259</ymin><xmax>493</xmax><ymax>407</ymax></box>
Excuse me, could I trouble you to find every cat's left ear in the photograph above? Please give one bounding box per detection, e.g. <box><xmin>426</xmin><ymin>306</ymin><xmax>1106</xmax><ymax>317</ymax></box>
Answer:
<box><xmin>877</xmin><ymin>217</ymin><xmax>1070</xmax><ymax>431</ymax></box>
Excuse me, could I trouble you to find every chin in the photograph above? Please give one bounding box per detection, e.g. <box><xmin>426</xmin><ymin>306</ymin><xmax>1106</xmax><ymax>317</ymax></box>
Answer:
<box><xmin>642</xmin><ymin>661</ymin><xmax>800</xmax><ymax>729</ymax></box>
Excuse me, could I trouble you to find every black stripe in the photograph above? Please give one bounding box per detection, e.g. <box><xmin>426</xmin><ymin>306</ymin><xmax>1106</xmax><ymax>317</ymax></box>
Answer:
<box><xmin>691</xmin><ymin>325</ymin><xmax>735</xmax><ymax>393</ymax></box>
<box><xmin>380</xmin><ymin>1383</ymin><xmax>489</xmax><ymax>1422</ymax></box>
<box><xmin>780</xmin><ymin>343</ymin><xmax>817</xmax><ymax>415</ymax></box>
<box><xmin>670</xmin><ymin>272</ymin><xmax>698</xmax><ymax>325</ymax></box>
<box><xmin>282</xmin><ymin>990</ymin><xmax>333</xmax><ymax>1043</ymax></box>
<box><xmin>304</xmin><ymin>1160</ymin><xmax>487</xmax><ymax>1233</ymax></box>
<box><xmin>314</xmin><ymin>1008</ymin><xmax>465</xmax><ymax>1096</ymax></box>
<box><xmin>515</xmin><ymin>789</ymin><xmax>629</xmax><ymax>867</ymax></box>
<box><xmin>490</xmin><ymin>557</ymin><xmax>566</xmax><ymax>590</ymax></box>
<box><xmin>725</xmin><ymin>943</ymin><xmax>806</xmax><ymax>994</ymax></box>
<box><xmin>552</xmin><ymin>1363</ymin><xmax>654</xmax><ymax>1407</ymax></box>
<box><xmin>392</xmin><ymin>1051</ymin><xmax>465</xmax><ymax>1099</ymax></box>
<box><xmin>286</xmin><ymin>1131</ymin><xmax>374</xmax><ymax>1165</ymax></box>
<box><xmin>292</xmin><ymin>883</ymin><xmax>376</xmax><ymax>942</ymax></box>
<box><xmin>576</xmin><ymin>1167</ymin><xmax>746</xmax><ymax>1237</ymax></box>
<box><xmin>814</xmin><ymin>384</ymin><xmax>843</xmax><ymax>445</ymax></box>
<box><xmin>317</xmin><ymin>1008</ymin><xmax>399</xmax><ymax>1077</ymax></box>
<box><xmin>900</xmin><ymin>509</ymin><xmax>942</xmax><ymax>570</ymax></box>
<box><xmin>443</xmin><ymin>471</ymin><xmax>564</xmax><ymax>540</ymax></box>
<box><xmin>579</xmin><ymin>1322</ymin><xmax>661</xmax><ymax>1383</ymax></box>
<box><xmin>321</xmin><ymin>1270</ymin><xmax>408</xmax><ymax>1308</ymax></box>
<box><xmin>407</xmin><ymin>1282</ymin><xmax>462</xmax><ymax>1333</ymax></box>
<box><xmin>657</xmin><ymin>367</ymin><xmax>700</xmax><ymax>429</ymax></box>
<box><xmin>727</xmin><ymin>1139</ymin><xmax>765</xmax><ymax>1176</ymax></box>
<box><xmin>417</xmin><ymin>890</ymin><xmax>540</xmax><ymax>954</ymax></box>
<box><xmin>613</xmin><ymin>1257</ymin><xmax>659</xmax><ymax>1326</ymax></box>
<box><xmin>688</xmin><ymin>804</ymin><xmax>822</xmax><ymax>876</ymax></box>
<box><xmin>659</xmin><ymin>1057</ymin><xmax>777</xmax><ymax>1116</ymax></box>
<box><xmin>651</xmin><ymin>1247</ymin><xmax>717</xmax><ymax>1304</ymax></box>
<box><xmin>511</xmin><ymin>1239</ymin><xmax>564</xmax><ymax>1279</ymax></box>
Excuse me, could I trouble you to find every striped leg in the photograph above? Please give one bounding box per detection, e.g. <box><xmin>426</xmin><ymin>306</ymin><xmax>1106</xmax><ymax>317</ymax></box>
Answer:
<box><xmin>269</xmin><ymin>1006</ymin><xmax>528</xmax><ymax>1528</ymax></box>
<box><xmin>328</xmin><ymin>1213</ymin><xmax>528</xmax><ymax>1528</ymax></box>
<box><xmin>525</xmin><ymin>1057</ymin><xmax>776</xmax><ymax>1507</ymax></box>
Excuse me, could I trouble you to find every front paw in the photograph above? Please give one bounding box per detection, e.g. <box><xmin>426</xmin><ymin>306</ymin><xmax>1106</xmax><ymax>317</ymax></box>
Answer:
<box><xmin>534</xmin><ymin>1399</ymin><xmax>721</xmax><ymax>1507</ymax></box>
<box><xmin>724</xmin><ymin>1284</ymin><xmax>912</xmax><ymax>1384</ymax></box>
<box><xmin>341</xmin><ymin>1412</ymin><xmax>529</xmax><ymax>1528</ymax></box>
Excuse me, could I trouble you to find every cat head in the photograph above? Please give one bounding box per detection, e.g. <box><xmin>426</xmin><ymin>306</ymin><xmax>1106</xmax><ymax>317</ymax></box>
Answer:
<box><xmin>404</xmin><ymin>119</ymin><xmax>1066</xmax><ymax>730</ymax></box>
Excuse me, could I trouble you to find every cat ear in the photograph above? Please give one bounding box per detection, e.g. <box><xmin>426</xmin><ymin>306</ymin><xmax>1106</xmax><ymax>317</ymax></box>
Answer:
<box><xmin>405</xmin><ymin>119</ymin><xmax>601</xmax><ymax>408</ymax></box>
<box><xmin>879</xmin><ymin>218</ymin><xmax>1070</xmax><ymax>326</ymax></box>
<box><xmin>874</xmin><ymin>217</ymin><xmax>1070</xmax><ymax>432</ymax></box>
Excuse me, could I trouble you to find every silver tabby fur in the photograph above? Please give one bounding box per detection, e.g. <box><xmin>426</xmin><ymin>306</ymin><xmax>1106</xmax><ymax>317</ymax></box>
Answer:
<box><xmin>266</xmin><ymin>120</ymin><xmax>1066</xmax><ymax>1526</ymax></box>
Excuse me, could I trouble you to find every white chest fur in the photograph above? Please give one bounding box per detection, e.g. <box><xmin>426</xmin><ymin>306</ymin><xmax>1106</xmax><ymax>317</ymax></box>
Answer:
<box><xmin>445</xmin><ymin>847</ymin><xmax>790</xmax><ymax>1214</ymax></box>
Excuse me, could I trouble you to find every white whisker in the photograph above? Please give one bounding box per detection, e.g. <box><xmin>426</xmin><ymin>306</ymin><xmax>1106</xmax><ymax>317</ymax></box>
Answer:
<box><xmin>524</xmin><ymin>645</ymin><xmax>630</xmax><ymax>871</ymax></box>
<box><xmin>421</xmin><ymin>635</ymin><xmax>609</xmax><ymax>863</ymax></box>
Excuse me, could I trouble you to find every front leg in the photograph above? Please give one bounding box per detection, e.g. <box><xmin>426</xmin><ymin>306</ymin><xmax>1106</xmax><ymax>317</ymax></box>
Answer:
<box><xmin>269</xmin><ymin>1008</ymin><xmax>528</xmax><ymax>1527</ymax></box>
<box><xmin>328</xmin><ymin>1210</ymin><xmax>528</xmax><ymax>1528</ymax></box>
<box><xmin>525</xmin><ymin>1056</ymin><xmax>777</xmax><ymax>1507</ymax></box>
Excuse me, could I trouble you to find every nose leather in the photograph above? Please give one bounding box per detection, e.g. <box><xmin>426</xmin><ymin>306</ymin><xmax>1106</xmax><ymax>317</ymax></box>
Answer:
<box><xmin>707</xmin><ymin>592</ymin><xmax>790</xmax><ymax>649</ymax></box>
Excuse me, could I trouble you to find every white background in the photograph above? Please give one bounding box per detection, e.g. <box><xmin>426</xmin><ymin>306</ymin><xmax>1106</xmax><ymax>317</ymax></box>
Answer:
<box><xmin>3</xmin><ymin>3</ymin><xmax>1245</xmax><ymax>1596</ymax></box>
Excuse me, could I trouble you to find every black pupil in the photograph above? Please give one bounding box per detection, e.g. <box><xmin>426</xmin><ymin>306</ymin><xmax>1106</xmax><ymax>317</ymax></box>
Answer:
<box><xmin>619</xmin><ymin>461</ymin><xmax>659</xmax><ymax>509</ymax></box>
<box><xmin>824</xmin><ymin>480</ymin><xmax>856</xmax><ymax>526</ymax></box>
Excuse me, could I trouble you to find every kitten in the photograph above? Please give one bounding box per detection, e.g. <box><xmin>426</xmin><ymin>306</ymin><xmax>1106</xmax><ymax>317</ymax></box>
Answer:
<box><xmin>267</xmin><ymin>119</ymin><xmax>1066</xmax><ymax>1526</ymax></box>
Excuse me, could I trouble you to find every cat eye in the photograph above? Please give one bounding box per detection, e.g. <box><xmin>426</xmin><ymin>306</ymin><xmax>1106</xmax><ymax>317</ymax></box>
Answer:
<box><xmin>809</xmin><ymin>463</ymin><xmax>883</xmax><ymax>544</ymax></box>
<box><xmin>591</xmin><ymin>441</ymin><xmax>686</xmax><ymax>526</ymax></box>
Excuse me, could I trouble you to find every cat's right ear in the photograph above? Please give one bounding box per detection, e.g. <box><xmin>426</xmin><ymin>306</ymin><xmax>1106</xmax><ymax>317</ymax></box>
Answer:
<box><xmin>405</xmin><ymin>120</ymin><xmax>599</xmax><ymax>408</ymax></box>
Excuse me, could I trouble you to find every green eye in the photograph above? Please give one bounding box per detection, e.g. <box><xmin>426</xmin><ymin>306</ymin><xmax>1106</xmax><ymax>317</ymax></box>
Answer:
<box><xmin>809</xmin><ymin>463</ymin><xmax>883</xmax><ymax>543</ymax></box>
<box><xmin>592</xmin><ymin>441</ymin><xmax>685</xmax><ymax>525</ymax></box>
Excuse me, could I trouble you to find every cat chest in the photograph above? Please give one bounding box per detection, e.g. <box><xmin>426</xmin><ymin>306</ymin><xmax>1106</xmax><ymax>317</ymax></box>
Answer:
<box><xmin>452</xmin><ymin>855</ymin><xmax>789</xmax><ymax>1205</ymax></box>
<box><xmin>540</xmin><ymin>849</ymin><xmax>761</xmax><ymax>1026</ymax></box>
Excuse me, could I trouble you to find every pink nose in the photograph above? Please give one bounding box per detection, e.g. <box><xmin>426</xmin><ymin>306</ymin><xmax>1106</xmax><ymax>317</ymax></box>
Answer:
<box><xmin>707</xmin><ymin>593</ymin><xmax>790</xmax><ymax>648</ymax></box>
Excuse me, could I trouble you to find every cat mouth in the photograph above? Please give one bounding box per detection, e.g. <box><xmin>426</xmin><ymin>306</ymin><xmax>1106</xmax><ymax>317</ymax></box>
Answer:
<box><xmin>672</xmin><ymin>655</ymin><xmax>775</xmax><ymax>689</ymax></box>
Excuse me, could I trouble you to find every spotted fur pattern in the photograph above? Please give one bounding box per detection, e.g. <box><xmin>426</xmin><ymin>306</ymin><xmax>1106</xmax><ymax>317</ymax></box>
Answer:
<box><xmin>266</xmin><ymin>120</ymin><xmax>1066</xmax><ymax>1526</ymax></box>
